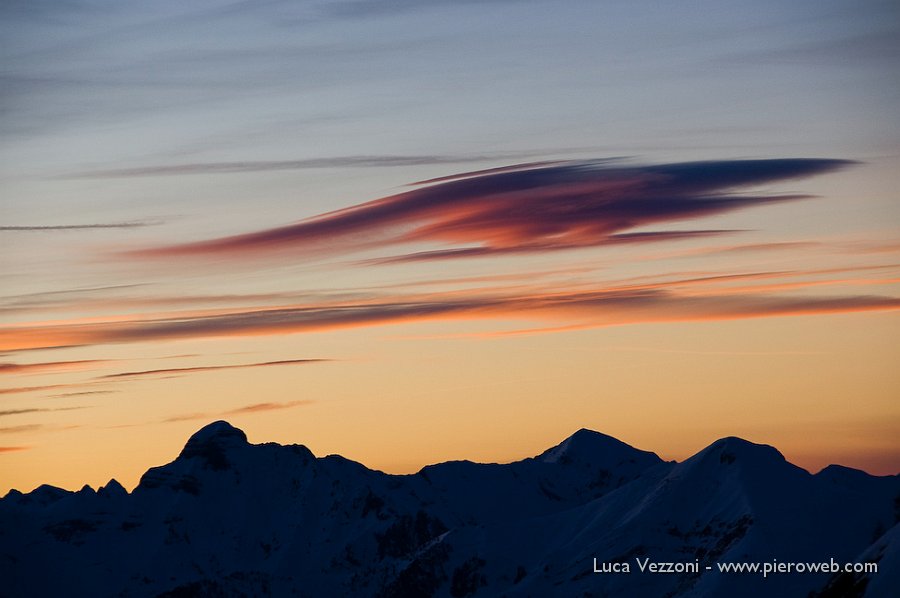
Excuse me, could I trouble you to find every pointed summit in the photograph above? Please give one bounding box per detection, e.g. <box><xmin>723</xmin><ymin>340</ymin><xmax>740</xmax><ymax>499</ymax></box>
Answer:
<box><xmin>98</xmin><ymin>479</ymin><xmax>127</xmax><ymax>498</ymax></box>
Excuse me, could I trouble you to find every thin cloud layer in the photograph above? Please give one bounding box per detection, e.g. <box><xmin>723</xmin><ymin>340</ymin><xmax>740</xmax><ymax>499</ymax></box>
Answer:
<box><xmin>2</xmin><ymin>281</ymin><xmax>897</xmax><ymax>353</ymax></box>
<box><xmin>131</xmin><ymin>158</ymin><xmax>852</xmax><ymax>261</ymax></box>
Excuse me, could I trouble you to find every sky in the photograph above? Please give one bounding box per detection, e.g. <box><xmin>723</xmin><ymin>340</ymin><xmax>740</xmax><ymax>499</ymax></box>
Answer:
<box><xmin>1</xmin><ymin>0</ymin><xmax>899</xmax><ymax>494</ymax></box>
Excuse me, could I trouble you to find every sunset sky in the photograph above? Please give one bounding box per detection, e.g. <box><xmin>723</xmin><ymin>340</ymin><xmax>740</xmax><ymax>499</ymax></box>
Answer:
<box><xmin>1</xmin><ymin>0</ymin><xmax>899</xmax><ymax>494</ymax></box>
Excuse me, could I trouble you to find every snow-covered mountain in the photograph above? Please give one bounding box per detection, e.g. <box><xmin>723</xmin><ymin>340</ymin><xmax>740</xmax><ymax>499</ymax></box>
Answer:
<box><xmin>1</xmin><ymin>421</ymin><xmax>897</xmax><ymax>597</ymax></box>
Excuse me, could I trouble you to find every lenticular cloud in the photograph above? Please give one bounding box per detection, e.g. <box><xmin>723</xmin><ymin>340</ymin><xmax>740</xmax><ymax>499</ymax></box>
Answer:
<box><xmin>131</xmin><ymin>158</ymin><xmax>852</xmax><ymax>261</ymax></box>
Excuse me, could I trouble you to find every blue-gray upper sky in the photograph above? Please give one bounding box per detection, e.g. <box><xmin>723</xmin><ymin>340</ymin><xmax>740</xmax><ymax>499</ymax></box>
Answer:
<box><xmin>3</xmin><ymin>0</ymin><xmax>898</xmax><ymax>166</ymax></box>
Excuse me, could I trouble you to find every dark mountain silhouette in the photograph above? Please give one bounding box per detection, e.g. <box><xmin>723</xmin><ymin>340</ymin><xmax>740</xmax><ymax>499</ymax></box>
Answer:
<box><xmin>1</xmin><ymin>421</ymin><xmax>897</xmax><ymax>597</ymax></box>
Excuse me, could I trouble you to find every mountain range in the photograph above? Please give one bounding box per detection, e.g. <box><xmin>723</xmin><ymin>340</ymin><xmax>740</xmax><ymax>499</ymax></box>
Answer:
<box><xmin>1</xmin><ymin>421</ymin><xmax>897</xmax><ymax>597</ymax></box>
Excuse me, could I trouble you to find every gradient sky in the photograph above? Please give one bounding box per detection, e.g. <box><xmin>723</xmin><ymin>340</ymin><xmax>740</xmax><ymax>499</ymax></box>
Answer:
<box><xmin>1</xmin><ymin>0</ymin><xmax>899</xmax><ymax>494</ymax></box>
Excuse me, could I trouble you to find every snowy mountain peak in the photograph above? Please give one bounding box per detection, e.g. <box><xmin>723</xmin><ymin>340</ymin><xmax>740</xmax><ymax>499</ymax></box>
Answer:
<box><xmin>677</xmin><ymin>436</ymin><xmax>798</xmax><ymax>482</ymax></box>
<box><xmin>702</xmin><ymin>436</ymin><xmax>787</xmax><ymax>466</ymax></box>
<box><xmin>179</xmin><ymin>419</ymin><xmax>246</xmax><ymax>452</ymax></box>
<box><xmin>25</xmin><ymin>484</ymin><xmax>71</xmax><ymax>505</ymax></box>
<box><xmin>816</xmin><ymin>463</ymin><xmax>876</xmax><ymax>480</ymax></box>
<box><xmin>183</xmin><ymin>420</ymin><xmax>247</xmax><ymax>446</ymax></box>
<box><xmin>537</xmin><ymin>428</ymin><xmax>661</xmax><ymax>468</ymax></box>
<box><xmin>173</xmin><ymin>420</ymin><xmax>249</xmax><ymax>471</ymax></box>
<box><xmin>98</xmin><ymin>479</ymin><xmax>127</xmax><ymax>498</ymax></box>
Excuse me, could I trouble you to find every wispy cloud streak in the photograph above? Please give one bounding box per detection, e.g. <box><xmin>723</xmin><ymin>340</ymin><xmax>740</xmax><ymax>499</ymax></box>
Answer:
<box><xmin>99</xmin><ymin>358</ymin><xmax>329</xmax><ymax>380</ymax></box>
<box><xmin>0</xmin><ymin>360</ymin><xmax>110</xmax><ymax>375</ymax></box>
<box><xmin>226</xmin><ymin>400</ymin><xmax>313</xmax><ymax>414</ymax></box>
<box><xmin>0</xmin><ymin>384</ymin><xmax>79</xmax><ymax>396</ymax></box>
<box><xmin>1</xmin><ymin>222</ymin><xmax>157</xmax><ymax>231</ymax></box>
<box><xmin>0</xmin><ymin>407</ymin><xmax>89</xmax><ymax>418</ymax></box>
<box><xmin>59</xmin><ymin>153</ymin><xmax>554</xmax><ymax>179</ymax></box>
<box><xmin>0</xmin><ymin>424</ymin><xmax>42</xmax><ymax>434</ymax></box>
<box><xmin>129</xmin><ymin>158</ymin><xmax>852</xmax><ymax>261</ymax></box>
<box><xmin>161</xmin><ymin>399</ymin><xmax>314</xmax><ymax>423</ymax></box>
<box><xmin>47</xmin><ymin>391</ymin><xmax>114</xmax><ymax>399</ymax></box>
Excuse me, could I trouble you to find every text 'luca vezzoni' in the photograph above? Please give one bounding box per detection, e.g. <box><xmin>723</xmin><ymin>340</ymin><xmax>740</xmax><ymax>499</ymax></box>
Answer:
<box><xmin>593</xmin><ymin>558</ymin><xmax>701</xmax><ymax>574</ymax></box>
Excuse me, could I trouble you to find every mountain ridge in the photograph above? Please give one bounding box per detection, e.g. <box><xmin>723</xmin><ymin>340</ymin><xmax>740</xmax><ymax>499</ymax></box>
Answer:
<box><xmin>2</xmin><ymin>421</ymin><xmax>897</xmax><ymax>597</ymax></box>
<box><xmin>6</xmin><ymin>422</ymin><xmax>890</xmax><ymax>500</ymax></box>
